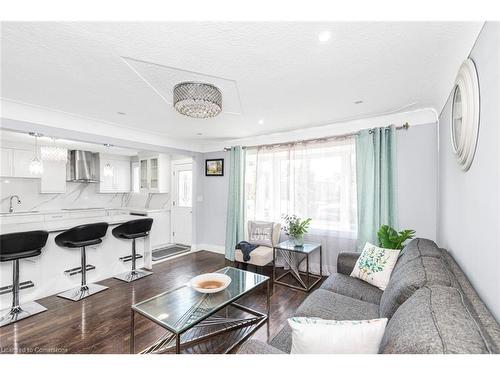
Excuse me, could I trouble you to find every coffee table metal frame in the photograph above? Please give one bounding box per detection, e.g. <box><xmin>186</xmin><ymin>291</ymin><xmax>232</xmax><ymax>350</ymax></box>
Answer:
<box><xmin>273</xmin><ymin>241</ymin><xmax>322</xmax><ymax>292</ymax></box>
<box><xmin>130</xmin><ymin>267</ymin><xmax>271</xmax><ymax>354</ymax></box>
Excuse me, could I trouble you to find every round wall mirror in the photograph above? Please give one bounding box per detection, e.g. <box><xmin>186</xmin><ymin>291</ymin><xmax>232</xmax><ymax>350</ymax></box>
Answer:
<box><xmin>450</xmin><ymin>58</ymin><xmax>480</xmax><ymax>172</ymax></box>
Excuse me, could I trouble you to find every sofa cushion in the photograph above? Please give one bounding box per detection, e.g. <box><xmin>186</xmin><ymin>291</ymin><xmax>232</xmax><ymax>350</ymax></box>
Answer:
<box><xmin>295</xmin><ymin>289</ymin><xmax>380</xmax><ymax>319</ymax></box>
<box><xmin>380</xmin><ymin>285</ymin><xmax>495</xmax><ymax>353</ymax></box>
<box><xmin>270</xmin><ymin>289</ymin><xmax>379</xmax><ymax>353</ymax></box>
<box><xmin>395</xmin><ymin>238</ymin><xmax>442</xmax><ymax>272</ymax></box>
<box><xmin>440</xmin><ymin>250</ymin><xmax>500</xmax><ymax>353</ymax></box>
<box><xmin>379</xmin><ymin>256</ymin><xmax>459</xmax><ymax>318</ymax></box>
<box><xmin>320</xmin><ymin>273</ymin><xmax>383</xmax><ymax>305</ymax></box>
<box><xmin>234</xmin><ymin>246</ymin><xmax>273</xmax><ymax>266</ymax></box>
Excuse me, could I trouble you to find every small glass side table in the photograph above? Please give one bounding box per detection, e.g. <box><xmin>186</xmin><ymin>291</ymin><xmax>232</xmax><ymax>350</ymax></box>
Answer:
<box><xmin>273</xmin><ymin>240</ymin><xmax>322</xmax><ymax>292</ymax></box>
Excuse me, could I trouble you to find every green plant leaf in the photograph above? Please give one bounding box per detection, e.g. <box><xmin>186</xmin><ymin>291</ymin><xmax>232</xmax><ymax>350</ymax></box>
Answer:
<box><xmin>377</xmin><ymin>225</ymin><xmax>416</xmax><ymax>250</ymax></box>
<box><xmin>282</xmin><ymin>215</ymin><xmax>312</xmax><ymax>238</ymax></box>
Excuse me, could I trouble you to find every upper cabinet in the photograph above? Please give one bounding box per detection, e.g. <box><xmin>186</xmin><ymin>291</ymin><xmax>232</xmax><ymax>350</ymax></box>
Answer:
<box><xmin>1</xmin><ymin>146</ymin><xmax>67</xmax><ymax>193</ymax></box>
<box><xmin>12</xmin><ymin>149</ymin><xmax>37</xmax><ymax>178</ymax></box>
<box><xmin>0</xmin><ymin>147</ymin><xmax>39</xmax><ymax>179</ymax></box>
<box><xmin>138</xmin><ymin>153</ymin><xmax>170</xmax><ymax>193</ymax></box>
<box><xmin>99</xmin><ymin>154</ymin><xmax>131</xmax><ymax>193</ymax></box>
<box><xmin>0</xmin><ymin>148</ymin><xmax>13</xmax><ymax>177</ymax></box>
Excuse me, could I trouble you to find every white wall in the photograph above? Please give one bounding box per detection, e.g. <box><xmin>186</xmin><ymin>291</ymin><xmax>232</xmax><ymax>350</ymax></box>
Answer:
<box><xmin>195</xmin><ymin>151</ymin><xmax>229</xmax><ymax>252</ymax></box>
<box><xmin>195</xmin><ymin>124</ymin><xmax>438</xmax><ymax>251</ymax></box>
<box><xmin>437</xmin><ymin>22</ymin><xmax>500</xmax><ymax>321</ymax></box>
<box><xmin>397</xmin><ymin>123</ymin><xmax>437</xmax><ymax>240</ymax></box>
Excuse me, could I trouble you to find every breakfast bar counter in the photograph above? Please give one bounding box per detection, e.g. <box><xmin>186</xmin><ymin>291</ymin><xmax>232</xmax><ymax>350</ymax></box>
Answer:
<box><xmin>0</xmin><ymin>213</ymin><xmax>139</xmax><ymax>234</ymax></box>
<box><xmin>0</xmin><ymin>209</ymin><xmax>153</xmax><ymax>309</ymax></box>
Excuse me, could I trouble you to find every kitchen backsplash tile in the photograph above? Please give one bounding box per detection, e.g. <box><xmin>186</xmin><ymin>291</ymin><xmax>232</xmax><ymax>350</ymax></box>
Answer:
<box><xmin>0</xmin><ymin>178</ymin><xmax>169</xmax><ymax>212</ymax></box>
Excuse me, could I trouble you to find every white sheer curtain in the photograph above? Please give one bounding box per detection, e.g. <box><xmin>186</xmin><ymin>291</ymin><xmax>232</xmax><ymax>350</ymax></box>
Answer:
<box><xmin>244</xmin><ymin>138</ymin><xmax>357</xmax><ymax>275</ymax></box>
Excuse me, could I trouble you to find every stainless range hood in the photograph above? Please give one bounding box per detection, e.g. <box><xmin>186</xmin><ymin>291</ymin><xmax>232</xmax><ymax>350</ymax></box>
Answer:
<box><xmin>66</xmin><ymin>150</ymin><xmax>100</xmax><ymax>183</ymax></box>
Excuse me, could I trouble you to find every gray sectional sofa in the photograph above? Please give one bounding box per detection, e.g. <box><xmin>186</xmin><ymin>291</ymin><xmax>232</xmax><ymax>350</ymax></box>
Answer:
<box><xmin>238</xmin><ymin>238</ymin><xmax>500</xmax><ymax>354</ymax></box>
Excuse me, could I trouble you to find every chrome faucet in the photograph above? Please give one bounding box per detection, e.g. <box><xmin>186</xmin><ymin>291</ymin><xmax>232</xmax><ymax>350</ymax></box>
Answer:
<box><xmin>9</xmin><ymin>195</ymin><xmax>21</xmax><ymax>213</ymax></box>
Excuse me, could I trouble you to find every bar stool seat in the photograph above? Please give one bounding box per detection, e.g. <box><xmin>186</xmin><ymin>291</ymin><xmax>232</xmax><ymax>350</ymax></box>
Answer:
<box><xmin>56</xmin><ymin>238</ymin><xmax>102</xmax><ymax>248</ymax></box>
<box><xmin>55</xmin><ymin>222</ymin><xmax>109</xmax><ymax>301</ymax></box>
<box><xmin>0</xmin><ymin>230</ymin><xmax>49</xmax><ymax>327</ymax></box>
<box><xmin>113</xmin><ymin>218</ymin><xmax>153</xmax><ymax>282</ymax></box>
<box><xmin>1</xmin><ymin>249</ymin><xmax>42</xmax><ymax>262</ymax></box>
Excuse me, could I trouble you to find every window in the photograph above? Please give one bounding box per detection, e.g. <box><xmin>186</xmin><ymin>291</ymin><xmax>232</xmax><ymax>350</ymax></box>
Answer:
<box><xmin>244</xmin><ymin>138</ymin><xmax>357</xmax><ymax>235</ymax></box>
<box><xmin>177</xmin><ymin>169</ymin><xmax>192</xmax><ymax>207</ymax></box>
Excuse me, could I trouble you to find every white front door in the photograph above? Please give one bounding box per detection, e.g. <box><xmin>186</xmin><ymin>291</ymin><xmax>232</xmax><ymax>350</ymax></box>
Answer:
<box><xmin>171</xmin><ymin>162</ymin><xmax>193</xmax><ymax>246</ymax></box>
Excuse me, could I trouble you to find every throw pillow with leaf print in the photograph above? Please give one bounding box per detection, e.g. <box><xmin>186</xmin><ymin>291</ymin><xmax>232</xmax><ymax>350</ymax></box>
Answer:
<box><xmin>351</xmin><ymin>243</ymin><xmax>400</xmax><ymax>290</ymax></box>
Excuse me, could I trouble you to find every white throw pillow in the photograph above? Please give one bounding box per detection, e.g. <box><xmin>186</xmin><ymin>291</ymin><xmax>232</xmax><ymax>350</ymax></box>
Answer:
<box><xmin>288</xmin><ymin>317</ymin><xmax>388</xmax><ymax>354</ymax></box>
<box><xmin>350</xmin><ymin>242</ymin><xmax>400</xmax><ymax>290</ymax></box>
<box><xmin>248</xmin><ymin>221</ymin><xmax>274</xmax><ymax>247</ymax></box>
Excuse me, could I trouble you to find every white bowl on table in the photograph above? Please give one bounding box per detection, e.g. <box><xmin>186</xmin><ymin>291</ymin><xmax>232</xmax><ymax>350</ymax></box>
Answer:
<box><xmin>189</xmin><ymin>273</ymin><xmax>232</xmax><ymax>294</ymax></box>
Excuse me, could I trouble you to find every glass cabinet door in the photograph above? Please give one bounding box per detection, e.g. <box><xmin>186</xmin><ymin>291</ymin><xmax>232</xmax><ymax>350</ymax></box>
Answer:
<box><xmin>140</xmin><ymin>159</ymin><xmax>148</xmax><ymax>190</ymax></box>
<box><xmin>149</xmin><ymin>157</ymin><xmax>158</xmax><ymax>190</ymax></box>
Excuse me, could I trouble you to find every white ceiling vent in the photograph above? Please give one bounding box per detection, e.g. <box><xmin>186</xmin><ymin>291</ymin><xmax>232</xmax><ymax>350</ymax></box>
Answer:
<box><xmin>121</xmin><ymin>56</ymin><xmax>243</xmax><ymax>115</ymax></box>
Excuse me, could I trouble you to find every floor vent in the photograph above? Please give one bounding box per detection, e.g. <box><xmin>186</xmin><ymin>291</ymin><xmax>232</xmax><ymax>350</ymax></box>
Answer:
<box><xmin>152</xmin><ymin>245</ymin><xmax>190</xmax><ymax>261</ymax></box>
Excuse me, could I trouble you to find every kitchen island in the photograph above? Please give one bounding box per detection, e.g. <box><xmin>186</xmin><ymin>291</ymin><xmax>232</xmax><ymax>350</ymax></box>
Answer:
<box><xmin>0</xmin><ymin>208</ymin><xmax>153</xmax><ymax>309</ymax></box>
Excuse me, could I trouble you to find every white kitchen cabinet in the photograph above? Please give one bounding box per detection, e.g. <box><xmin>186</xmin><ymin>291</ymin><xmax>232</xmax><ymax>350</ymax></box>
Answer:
<box><xmin>139</xmin><ymin>159</ymin><xmax>148</xmax><ymax>191</ymax></box>
<box><xmin>0</xmin><ymin>148</ymin><xmax>13</xmax><ymax>177</ymax></box>
<box><xmin>0</xmin><ymin>148</ymin><xmax>39</xmax><ymax>179</ymax></box>
<box><xmin>99</xmin><ymin>155</ymin><xmax>131</xmax><ymax>193</ymax></box>
<box><xmin>40</xmin><ymin>160</ymin><xmax>67</xmax><ymax>193</ymax></box>
<box><xmin>138</xmin><ymin>153</ymin><xmax>170</xmax><ymax>193</ymax></box>
<box><xmin>12</xmin><ymin>149</ymin><xmax>37</xmax><ymax>178</ymax></box>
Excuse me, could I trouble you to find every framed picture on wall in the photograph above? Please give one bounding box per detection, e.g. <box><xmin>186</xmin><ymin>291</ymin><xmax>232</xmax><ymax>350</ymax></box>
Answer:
<box><xmin>205</xmin><ymin>159</ymin><xmax>224</xmax><ymax>176</ymax></box>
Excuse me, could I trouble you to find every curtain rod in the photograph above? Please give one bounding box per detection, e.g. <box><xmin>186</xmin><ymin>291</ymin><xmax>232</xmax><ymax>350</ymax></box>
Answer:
<box><xmin>223</xmin><ymin>122</ymin><xmax>409</xmax><ymax>151</ymax></box>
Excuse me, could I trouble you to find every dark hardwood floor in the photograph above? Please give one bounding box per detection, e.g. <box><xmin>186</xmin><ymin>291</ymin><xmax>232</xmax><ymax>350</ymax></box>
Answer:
<box><xmin>0</xmin><ymin>251</ymin><xmax>323</xmax><ymax>354</ymax></box>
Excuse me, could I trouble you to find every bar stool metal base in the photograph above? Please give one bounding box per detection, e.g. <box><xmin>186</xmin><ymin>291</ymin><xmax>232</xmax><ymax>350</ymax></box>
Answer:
<box><xmin>0</xmin><ymin>301</ymin><xmax>47</xmax><ymax>327</ymax></box>
<box><xmin>57</xmin><ymin>283</ymin><xmax>108</xmax><ymax>301</ymax></box>
<box><xmin>114</xmin><ymin>269</ymin><xmax>152</xmax><ymax>283</ymax></box>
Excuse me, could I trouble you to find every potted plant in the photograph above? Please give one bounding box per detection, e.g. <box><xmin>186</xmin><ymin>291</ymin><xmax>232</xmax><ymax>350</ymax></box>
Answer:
<box><xmin>283</xmin><ymin>214</ymin><xmax>312</xmax><ymax>247</ymax></box>
<box><xmin>377</xmin><ymin>225</ymin><xmax>416</xmax><ymax>250</ymax></box>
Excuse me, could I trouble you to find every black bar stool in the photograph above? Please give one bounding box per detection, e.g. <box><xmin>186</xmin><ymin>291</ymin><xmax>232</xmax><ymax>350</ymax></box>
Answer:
<box><xmin>113</xmin><ymin>218</ymin><xmax>153</xmax><ymax>282</ymax></box>
<box><xmin>0</xmin><ymin>230</ymin><xmax>49</xmax><ymax>327</ymax></box>
<box><xmin>55</xmin><ymin>222</ymin><xmax>109</xmax><ymax>301</ymax></box>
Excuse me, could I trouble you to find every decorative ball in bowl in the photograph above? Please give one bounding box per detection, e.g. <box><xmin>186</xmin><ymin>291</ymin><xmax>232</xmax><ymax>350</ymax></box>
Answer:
<box><xmin>190</xmin><ymin>273</ymin><xmax>231</xmax><ymax>294</ymax></box>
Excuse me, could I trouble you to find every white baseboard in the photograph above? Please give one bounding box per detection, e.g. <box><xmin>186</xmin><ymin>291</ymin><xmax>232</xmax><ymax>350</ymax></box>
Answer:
<box><xmin>193</xmin><ymin>244</ymin><xmax>225</xmax><ymax>255</ymax></box>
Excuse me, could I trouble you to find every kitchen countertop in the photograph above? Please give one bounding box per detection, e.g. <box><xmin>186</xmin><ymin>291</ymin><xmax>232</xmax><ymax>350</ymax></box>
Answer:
<box><xmin>0</xmin><ymin>207</ymin><xmax>170</xmax><ymax>217</ymax></box>
<box><xmin>0</xmin><ymin>213</ymin><xmax>139</xmax><ymax>234</ymax></box>
<box><xmin>0</xmin><ymin>207</ymin><xmax>114</xmax><ymax>217</ymax></box>
<box><xmin>126</xmin><ymin>207</ymin><xmax>171</xmax><ymax>214</ymax></box>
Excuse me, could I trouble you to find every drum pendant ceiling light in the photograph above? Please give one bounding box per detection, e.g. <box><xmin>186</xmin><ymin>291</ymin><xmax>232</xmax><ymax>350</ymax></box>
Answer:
<box><xmin>173</xmin><ymin>82</ymin><xmax>222</xmax><ymax>119</ymax></box>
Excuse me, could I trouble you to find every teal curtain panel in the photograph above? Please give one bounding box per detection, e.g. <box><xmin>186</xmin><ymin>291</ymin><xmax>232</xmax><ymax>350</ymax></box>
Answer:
<box><xmin>225</xmin><ymin>146</ymin><xmax>245</xmax><ymax>261</ymax></box>
<box><xmin>355</xmin><ymin>126</ymin><xmax>398</xmax><ymax>250</ymax></box>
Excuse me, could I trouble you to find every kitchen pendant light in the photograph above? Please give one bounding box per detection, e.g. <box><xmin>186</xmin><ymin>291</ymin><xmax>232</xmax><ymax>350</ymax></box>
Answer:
<box><xmin>103</xmin><ymin>162</ymin><xmax>114</xmax><ymax>177</ymax></box>
<box><xmin>103</xmin><ymin>144</ymin><xmax>114</xmax><ymax>177</ymax></box>
<box><xmin>28</xmin><ymin>132</ymin><xmax>43</xmax><ymax>176</ymax></box>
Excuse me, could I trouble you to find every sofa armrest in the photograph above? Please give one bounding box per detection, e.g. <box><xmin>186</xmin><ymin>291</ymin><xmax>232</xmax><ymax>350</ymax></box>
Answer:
<box><xmin>237</xmin><ymin>339</ymin><xmax>286</xmax><ymax>354</ymax></box>
<box><xmin>337</xmin><ymin>252</ymin><xmax>361</xmax><ymax>275</ymax></box>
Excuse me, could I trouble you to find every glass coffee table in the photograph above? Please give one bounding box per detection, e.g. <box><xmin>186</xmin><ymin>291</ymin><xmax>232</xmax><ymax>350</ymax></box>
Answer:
<box><xmin>273</xmin><ymin>240</ymin><xmax>323</xmax><ymax>292</ymax></box>
<box><xmin>130</xmin><ymin>266</ymin><xmax>270</xmax><ymax>354</ymax></box>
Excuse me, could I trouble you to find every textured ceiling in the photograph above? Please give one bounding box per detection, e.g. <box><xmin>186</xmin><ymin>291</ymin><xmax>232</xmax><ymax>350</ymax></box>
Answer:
<box><xmin>0</xmin><ymin>130</ymin><xmax>138</xmax><ymax>156</ymax></box>
<box><xmin>1</xmin><ymin>22</ymin><xmax>483</xmax><ymax>146</ymax></box>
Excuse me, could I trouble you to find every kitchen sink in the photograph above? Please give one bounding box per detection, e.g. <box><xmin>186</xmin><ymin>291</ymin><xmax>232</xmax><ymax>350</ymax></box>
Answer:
<box><xmin>61</xmin><ymin>207</ymin><xmax>105</xmax><ymax>211</ymax></box>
